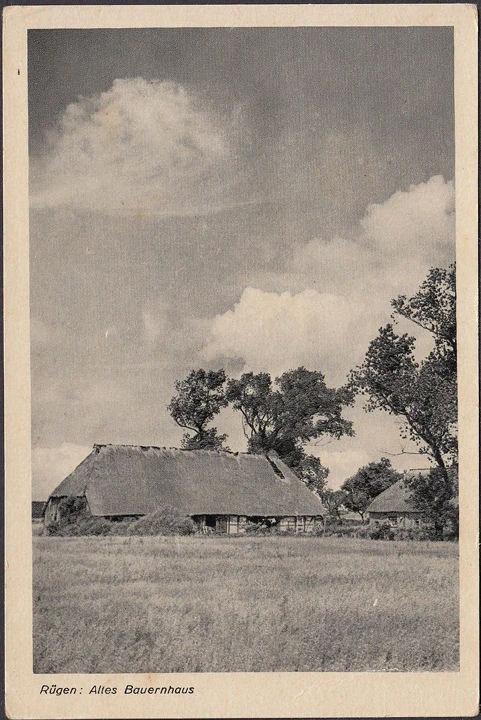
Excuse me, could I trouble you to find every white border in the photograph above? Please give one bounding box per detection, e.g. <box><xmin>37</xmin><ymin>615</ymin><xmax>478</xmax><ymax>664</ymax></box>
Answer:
<box><xmin>4</xmin><ymin>6</ymin><xmax>478</xmax><ymax>718</ymax></box>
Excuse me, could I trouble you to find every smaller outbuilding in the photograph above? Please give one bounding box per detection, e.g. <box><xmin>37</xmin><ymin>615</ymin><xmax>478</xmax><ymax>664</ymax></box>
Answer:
<box><xmin>32</xmin><ymin>501</ymin><xmax>46</xmax><ymax>520</ymax></box>
<box><xmin>366</xmin><ymin>470</ymin><xmax>430</xmax><ymax>529</ymax></box>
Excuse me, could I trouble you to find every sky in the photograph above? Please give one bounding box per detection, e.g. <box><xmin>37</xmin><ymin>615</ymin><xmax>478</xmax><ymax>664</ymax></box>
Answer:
<box><xmin>28</xmin><ymin>28</ymin><xmax>455</xmax><ymax>499</ymax></box>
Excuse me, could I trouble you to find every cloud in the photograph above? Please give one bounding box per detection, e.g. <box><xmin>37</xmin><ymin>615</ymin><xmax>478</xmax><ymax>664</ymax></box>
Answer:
<box><xmin>202</xmin><ymin>287</ymin><xmax>356</xmax><ymax>380</ymax></box>
<box><xmin>200</xmin><ymin>175</ymin><xmax>455</xmax><ymax>384</ymax></box>
<box><xmin>30</xmin><ymin>78</ymin><xmax>240</xmax><ymax>216</ymax></box>
<box><xmin>361</xmin><ymin>174</ymin><xmax>454</xmax><ymax>262</ymax></box>
<box><xmin>32</xmin><ymin>443</ymin><xmax>91</xmax><ymax>500</ymax></box>
<box><xmin>294</xmin><ymin>175</ymin><xmax>455</xmax><ymax>299</ymax></box>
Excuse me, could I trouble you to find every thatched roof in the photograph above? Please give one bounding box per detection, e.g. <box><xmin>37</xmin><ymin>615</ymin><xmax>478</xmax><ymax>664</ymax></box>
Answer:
<box><xmin>367</xmin><ymin>467</ymin><xmax>459</xmax><ymax>514</ymax></box>
<box><xmin>366</xmin><ymin>470</ymin><xmax>431</xmax><ymax>514</ymax></box>
<box><xmin>48</xmin><ymin>444</ymin><xmax>324</xmax><ymax>517</ymax></box>
<box><xmin>366</xmin><ymin>481</ymin><xmax>416</xmax><ymax>514</ymax></box>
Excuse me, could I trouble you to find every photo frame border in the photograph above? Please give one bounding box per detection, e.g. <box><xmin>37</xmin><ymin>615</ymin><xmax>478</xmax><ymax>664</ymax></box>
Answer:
<box><xmin>3</xmin><ymin>5</ymin><xmax>478</xmax><ymax>718</ymax></box>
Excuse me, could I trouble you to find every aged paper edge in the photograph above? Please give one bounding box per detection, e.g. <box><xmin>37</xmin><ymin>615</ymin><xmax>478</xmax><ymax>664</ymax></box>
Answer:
<box><xmin>3</xmin><ymin>4</ymin><xmax>479</xmax><ymax>718</ymax></box>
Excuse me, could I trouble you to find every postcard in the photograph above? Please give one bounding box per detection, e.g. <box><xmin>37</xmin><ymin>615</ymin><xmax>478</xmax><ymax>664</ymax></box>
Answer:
<box><xmin>3</xmin><ymin>4</ymin><xmax>478</xmax><ymax>718</ymax></box>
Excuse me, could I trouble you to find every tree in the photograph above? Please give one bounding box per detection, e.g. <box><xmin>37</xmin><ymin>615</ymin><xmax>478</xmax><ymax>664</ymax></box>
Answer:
<box><xmin>404</xmin><ymin>466</ymin><xmax>458</xmax><ymax>539</ymax></box>
<box><xmin>341</xmin><ymin>458</ymin><xmax>403</xmax><ymax>522</ymax></box>
<box><xmin>321</xmin><ymin>488</ymin><xmax>346</xmax><ymax>523</ymax></box>
<box><xmin>391</xmin><ymin>265</ymin><xmax>456</xmax><ymax>372</ymax></box>
<box><xmin>168</xmin><ymin>369</ymin><xmax>228</xmax><ymax>450</ymax></box>
<box><xmin>225</xmin><ymin>366</ymin><xmax>353</xmax><ymax>485</ymax></box>
<box><xmin>296</xmin><ymin>453</ymin><xmax>330</xmax><ymax>497</ymax></box>
<box><xmin>349</xmin><ymin>264</ymin><xmax>457</xmax><ymax>483</ymax></box>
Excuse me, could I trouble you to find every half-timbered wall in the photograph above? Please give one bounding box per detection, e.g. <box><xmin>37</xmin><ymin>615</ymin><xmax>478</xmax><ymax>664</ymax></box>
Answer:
<box><xmin>369</xmin><ymin>511</ymin><xmax>422</xmax><ymax>529</ymax></box>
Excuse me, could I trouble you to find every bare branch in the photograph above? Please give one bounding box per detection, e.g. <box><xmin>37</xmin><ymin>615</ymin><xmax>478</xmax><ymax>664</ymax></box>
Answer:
<box><xmin>311</xmin><ymin>438</ymin><xmax>334</xmax><ymax>448</ymax></box>
<box><xmin>380</xmin><ymin>449</ymin><xmax>429</xmax><ymax>457</ymax></box>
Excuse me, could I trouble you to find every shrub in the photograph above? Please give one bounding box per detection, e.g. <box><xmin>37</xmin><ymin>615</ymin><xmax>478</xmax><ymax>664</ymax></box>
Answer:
<box><xmin>77</xmin><ymin>517</ymin><xmax>115</xmax><ymax>536</ymax></box>
<box><xmin>56</xmin><ymin>495</ymin><xmax>90</xmax><ymax>523</ymax></box>
<box><xmin>176</xmin><ymin>517</ymin><xmax>197</xmax><ymax>536</ymax></box>
<box><xmin>46</xmin><ymin>516</ymin><xmax>114</xmax><ymax>536</ymax></box>
<box><xmin>245</xmin><ymin>524</ymin><xmax>266</xmax><ymax>535</ymax></box>
<box><xmin>45</xmin><ymin>506</ymin><xmax>196</xmax><ymax>537</ymax></box>
<box><xmin>443</xmin><ymin>524</ymin><xmax>459</xmax><ymax>542</ymax></box>
<box><xmin>369</xmin><ymin>522</ymin><xmax>395</xmax><ymax>541</ymax></box>
<box><xmin>108</xmin><ymin>518</ymin><xmax>136</xmax><ymax>536</ymax></box>
<box><xmin>312</xmin><ymin>521</ymin><xmax>325</xmax><ymax>536</ymax></box>
<box><xmin>354</xmin><ymin>526</ymin><xmax>370</xmax><ymax>539</ymax></box>
<box><xmin>324</xmin><ymin>524</ymin><xmax>357</xmax><ymax>538</ymax></box>
<box><xmin>127</xmin><ymin>506</ymin><xmax>196</xmax><ymax>536</ymax></box>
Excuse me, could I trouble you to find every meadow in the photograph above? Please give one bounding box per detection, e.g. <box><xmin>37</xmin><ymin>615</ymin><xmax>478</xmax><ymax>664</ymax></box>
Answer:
<box><xmin>33</xmin><ymin>535</ymin><xmax>459</xmax><ymax>673</ymax></box>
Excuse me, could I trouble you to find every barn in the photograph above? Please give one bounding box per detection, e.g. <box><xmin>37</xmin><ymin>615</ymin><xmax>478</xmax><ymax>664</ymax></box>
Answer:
<box><xmin>366</xmin><ymin>471</ymin><xmax>428</xmax><ymax>528</ymax></box>
<box><xmin>44</xmin><ymin>444</ymin><xmax>324</xmax><ymax>534</ymax></box>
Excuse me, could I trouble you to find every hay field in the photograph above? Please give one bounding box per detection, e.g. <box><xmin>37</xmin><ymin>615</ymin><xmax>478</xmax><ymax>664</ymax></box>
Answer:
<box><xmin>33</xmin><ymin>535</ymin><xmax>458</xmax><ymax>673</ymax></box>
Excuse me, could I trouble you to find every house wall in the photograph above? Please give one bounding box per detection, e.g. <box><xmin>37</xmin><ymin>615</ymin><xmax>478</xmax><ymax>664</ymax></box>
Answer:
<box><xmin>304</xmin><ymin>516</ymin><xmax>321</xmax><ymax>532</ymax></box>
<box><xmin>277</xmin><ymin>516</ymin><xmax>322</xmax><ymax>533</ymax></box>
<box><xmin>193</xmin><ymin>514</ymin><xmax>323</xmax><ymax>534</ymax></box>
<box><xmin>221</xmin><ymin>515</ymin><xmax>248</xmax><ymax>534</ymax></box>
<box><xmin>43</xmin><ymin>505</ymin><xmax>323</xmax><ymax>535</ymax></box>
<box><xmin>369</xmin><ymin>511</ymin><xmax>422</xmax><ymax>529</ymax></box>
<box><xmin>44</xmin><ymin>495</ymin><xmax>90</xmax><ymax>526</ymax></box>
<box><xmin>278</xmin><ymin>516</ymin><xmax>296</xmax><ymax>532</ymax></box>
<box><xmin>193</xmin><ymin>514</ymin><xmax>247</xmax><ymax>534</ymax></box>
<box><xmin>215</xmin><ymin>516</ymin><xmax>227</xmax><ymax>533</ymax></box>
<box><xmin>227</xmin><ymin>515</ymin><xmax>247</xmax><ymax>534</ymax></box>
<box><xmin>44</xmin><ymin>497</ymin><xmax>62</xmax><ymax>526</ymax></box>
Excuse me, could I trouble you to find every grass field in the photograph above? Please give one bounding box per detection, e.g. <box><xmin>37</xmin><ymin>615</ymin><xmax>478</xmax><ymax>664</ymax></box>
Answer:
<box><xmin>33</xmin><ymin>535</ymin><xmax>459</xmax><ymax>673</ymax></box>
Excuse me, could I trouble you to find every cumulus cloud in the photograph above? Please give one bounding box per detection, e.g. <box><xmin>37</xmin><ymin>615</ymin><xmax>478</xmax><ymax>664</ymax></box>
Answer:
<box><xmin>361</xmin><ymin>175</ymin><xmax>454</xmax><ymax>262</ymax></box>
<box><xmin>202</xmin><ymin>287</ymin><xmax>356</xmax><ymax>380</ymax></box>
<box><xmin>200</xmin><ymin>176</ymin><xmax>455</xmax><ymax>384</ymax></box>
<box><xmin>30</xmin><ymin>78</ymin><xmax>240</xmax><ymax>216</ymax></box>
<box><xmin>32</xmin><ymin>443</ymin><xmax>91</xmax><ymax>500</ymax></box>
<box><xmin>294</xmin><ymin>175</ymin><xmax>455</xmax><ymax>299</ymax></box>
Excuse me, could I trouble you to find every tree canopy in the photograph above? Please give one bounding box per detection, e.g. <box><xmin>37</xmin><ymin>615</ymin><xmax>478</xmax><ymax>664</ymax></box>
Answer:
<box><xmin>391</xmin><ymin>265</ymin><xmax>456</xmax><ymax>369</ymax></box>
<box><xmin>226</xmin><ymin>367</ymin><xmax>353</xmax><ymax>454</ymax></box>
<box><xmin>404</xmin><ymin>466</ymin><xmax>458</xmax><ymax>539</ymax></box>
<box><xmin>349</xmin><ymin>264</ymin><xmax>457</xmax><ymax>481</ymax></box>
<box><xmin>321</xmin><ymin>488</ymin><xmax>346</xmax><ymax>522</ymax></box>
<box><xmin>168</xmin><ymin>365</ymin><xmax>353</xmax><ymax>490</ymax></box>
<box><xmin>167</xmin><ymin>369</ymin><xmax>228</xmax><ymax>450</ymax></box>
<box><xmin>226</xmin><ymin>367</ymin><xmax>353</xmax><ymax>488</ymax></box>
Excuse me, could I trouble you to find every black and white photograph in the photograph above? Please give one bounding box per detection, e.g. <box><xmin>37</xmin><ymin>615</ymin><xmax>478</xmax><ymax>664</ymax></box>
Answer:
<box><xmin>4</xmin><ymin>4</ymin><xmax>478</xmax><ymax>719</ymax></box>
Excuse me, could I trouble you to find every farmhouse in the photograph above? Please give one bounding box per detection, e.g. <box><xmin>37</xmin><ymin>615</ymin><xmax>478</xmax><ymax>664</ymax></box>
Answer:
<box><xmin>366</xmin><ymin>470</ymin><xmax>429</xmax><ymax>528</ymax></box>
<box><xmin>44</xmin><ymin>444</ymin><xmax>324</xmax><ymax>534</ymax></box>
